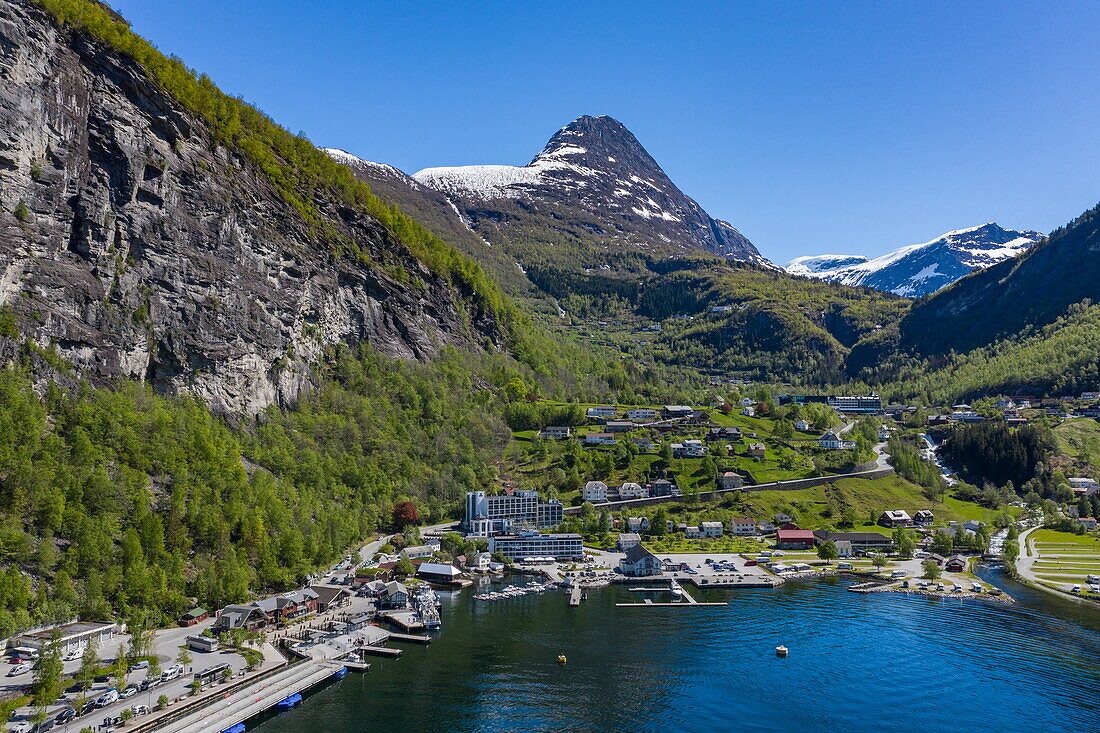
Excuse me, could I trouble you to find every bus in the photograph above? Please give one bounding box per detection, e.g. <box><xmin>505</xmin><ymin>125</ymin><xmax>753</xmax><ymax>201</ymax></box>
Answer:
<box><xmin>193</xmin><ymin>663</ymin><xmax>231</xmax><ymax>686</ymax></box>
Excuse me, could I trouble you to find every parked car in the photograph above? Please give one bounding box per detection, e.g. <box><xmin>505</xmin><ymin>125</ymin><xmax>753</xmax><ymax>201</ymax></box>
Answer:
<box><xmin>161</xmin><ymin>665</ymin><xmax>184</xmax><ymax>681</ymax></box>
<box><xmin>122</xmin><ymin>685</ymin><xmax>139</xmax><ymax>698</ymax></box>
<box><xmin>129</xmin><ymin>660</ymin><xmax>150</xmax><ymax>671</ymax></box>
<box><xmin>8</xmin><ymin>722</ymin><xmax>32</xmax><ymax>733</ymax></box>
<box><xmin>139</xmin><ymin>677</ymin><xmax>161</xmax><ymax>691</ymax></box>
<box><xmin>130</xmin><ymin>704</ymin><xmax>149</xmax><ymax>716</ymax></box>
<box><xmin>94</xmin><ymin>674</ymin><xmax>111</xmax><ymax>683</ymax></box>
<box><xmin>54</xmin><ymin>708</ymin><xmax>76</xmax><ymax>725</ymax></box>
<box><xmin>77</xmin><ymin>701</ymin><xmax>96</xmax><ymax>717</ymax></box>
<box><xmin>95</xmin><ymin>689</ymin><xmax>120</xmax><ymax>707</ymax></box>
<box><xmin>7</xmin><ymin>663</ymin><xmax>32</xmax><ymax>676</ymax></box>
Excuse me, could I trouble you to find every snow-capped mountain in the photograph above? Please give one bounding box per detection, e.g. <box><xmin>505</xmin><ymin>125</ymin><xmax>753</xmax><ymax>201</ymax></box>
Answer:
<box><xmin>410</xmin><ymin>115</ymin><xmax>773</xmax><ymax>269</ymax></box>
<box><xmin>784</xmin><ymin>223</ymin><xmax>1044</xmax><ymax>297</ymax></box>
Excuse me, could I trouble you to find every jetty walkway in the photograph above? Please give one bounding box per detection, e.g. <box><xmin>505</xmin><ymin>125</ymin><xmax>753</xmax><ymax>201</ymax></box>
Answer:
<box><xmin>147</xmin><ymin>660</ymin><xmax>344</xmax><ymax>733</ymax></box>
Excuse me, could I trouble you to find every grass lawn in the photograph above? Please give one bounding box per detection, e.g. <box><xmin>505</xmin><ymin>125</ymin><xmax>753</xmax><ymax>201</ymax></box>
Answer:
<box><xmin>1031</xmin><ymin>530</ymin><xmax>1100</xmax><ymax>549</ymax></box>
<box><xmin>643</xmin><ymin>537</ymin><xmax>767</xmax><ymax>554</ymax></box>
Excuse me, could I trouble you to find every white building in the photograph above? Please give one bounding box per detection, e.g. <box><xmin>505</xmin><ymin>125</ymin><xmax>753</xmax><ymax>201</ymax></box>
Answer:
<box><xmin>584</xmin><ymin>433</ymin><xmax>617</xmax><ymax>446</ymax></box>
<box><xmin>701</xmin><ymin>521</ymin><xmax>724</xmax><ymax>537</ymax></box>
<box><xmin>741</xmin><ymin>406</ymin><xmax>756</xmax><ymax>417</ymax></box>
<box><xmin>684</xmin><ymin>526</ymin><xmax>703</xmax><ymax>539</ymax></box>
<box><xmin>618</xmin><ymin>482</ymin><xmax>648</xmax><ymax>500</ymax></box>
<box><xmin>582</xmin><ymin>481</ymin><xmax>608</xmax><ymax>503</ymax></box>
<box><xmin>795</xmin><ymin>419</ymin><xmax>810</xmax><ymax>432</ymax></box>
<box><xmin>464</xmin><ymin>490</ymin><xmax>563</xmax><ymax>536</ymax></box>
<box><xmin>729</xmin><ymin>517</ymin><xmax>756</xmax><ymax>536</ymax></box>
<box><xmin>488</xmin><ymin>532</ymin><xmax>584</xmax><ymax>561</ymax></box>
<box><xmin>539</xmin><ymin>426</ymin><xmax>572</xmax><ymax>439</ymax></box>
<box><xmin>626</xmin><ymin>516</ymin><xmax>650</xmax><ymax>533</ymax></box>
<box><xmin>618</xmin><ymin>533</ymin><xmax>642</xmax><ymax>550</ymax></box>
<box><xmin>625</xmin><ymin>408</ymin><xmax>659</xmax><ymax>420</ymax></box>
<box><xmin>818</xmin><ymin>431</ymin><xmax>856</xmax><ymax>450</ymax></box>
<box><xmin>586</xmin><ymin>406</ymin><xmax>618</xmax><ymax>418</ymax></box>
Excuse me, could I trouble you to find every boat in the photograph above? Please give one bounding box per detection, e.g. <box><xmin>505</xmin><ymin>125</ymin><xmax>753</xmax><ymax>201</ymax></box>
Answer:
<box><xmin>775</xmin><ymin>645</ymin><xmax>788</xmax><ymax>658</ymax></box>
<box><xmin>669</xmin><ymin>580</ymin><xmax>684</xmax><ymax>598</ymax></box>
<box><xmin>275</xmin><ymin>693</ymin><xmax>302</xmax><ymax>710</ymax></box>
<box><xmin>221</xmin><ymin>724</ymin><xmax>247</xmax><ymax>733</ymax></box>
<box><xmin>331</xmin><ymin>666</ymin><xmax>348</xmax><ymax>680</ymax></box>
<box><xmin>557</xmin><ymin>654</ymin><xmax>567</xmax><ymax>665</ymax></box>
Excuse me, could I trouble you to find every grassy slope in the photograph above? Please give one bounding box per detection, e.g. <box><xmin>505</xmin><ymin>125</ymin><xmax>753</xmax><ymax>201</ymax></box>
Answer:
<box><xmin>1053</xmin><ymin>418</ymin><xmax>1100</xmax><ymax>474</ymax></box>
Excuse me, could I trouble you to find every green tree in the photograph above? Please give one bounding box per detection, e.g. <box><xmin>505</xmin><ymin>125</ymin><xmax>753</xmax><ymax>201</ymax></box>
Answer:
<box><xmin>32</xmin><ymin>634</ymin><xmax>64</xmax><ymax>718</ymax></box>
<box><xmin>394</xmin><ymin>557</ymin><xmax>416</xmax><ymax>577</ymax></box>
<box><xmin>931</xmin><ymin>530</ymin><xmax>953</xmax><ymax>556</ymax></box>
<box><xmin>79</xmin><ymin>638</ymin><xmax>100</xmax><ymax>687</ymax></box>
<box><xmin>870</xmin><ymin>554</ymin><xmax>888</xmax><ymax>570</ymax></box>
<box><xmin>922</xmin><ymin>559</ymin><xmax>942</xmax><ymax>580</ymax></box>
<box><xmin>893</xmin><ymin>528</ymin><xmax>916</xmax><ymax>559</ymax></box>
<box><xmin>817</xmin><ymin>540</ymin><xmax>838</xmax><ymax>561</ymax></box>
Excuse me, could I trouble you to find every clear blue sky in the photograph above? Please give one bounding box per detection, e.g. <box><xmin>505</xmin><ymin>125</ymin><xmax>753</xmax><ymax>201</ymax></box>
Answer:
<box><xmin>110</xmin><ymin>0</ymin><xmax>1100</xmax><ymax>264</ymax></box>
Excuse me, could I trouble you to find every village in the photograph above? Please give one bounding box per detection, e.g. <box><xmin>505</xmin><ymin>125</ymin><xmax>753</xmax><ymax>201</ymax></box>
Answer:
<box><xmin>2</xmin><ymin>391</ymin><xmax>1098</xmax><ymax>731</ymax></box>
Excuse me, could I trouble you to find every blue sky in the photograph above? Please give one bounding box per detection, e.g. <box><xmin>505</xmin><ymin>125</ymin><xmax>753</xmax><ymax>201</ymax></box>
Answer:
<box><xmin>110</xmin><ymin>0</ymin><xmax>1100</xmax><ymax>264</ymax></box>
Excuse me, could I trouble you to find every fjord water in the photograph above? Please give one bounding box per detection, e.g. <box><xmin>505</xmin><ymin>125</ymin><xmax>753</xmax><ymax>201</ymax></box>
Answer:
<box><xmin>256</xmin><ymin>573</ymin><xmax>1100</xmax><ymax>732</ymax></box>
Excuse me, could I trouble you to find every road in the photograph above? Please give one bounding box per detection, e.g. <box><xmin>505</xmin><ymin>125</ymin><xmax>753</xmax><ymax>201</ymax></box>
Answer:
<box><xmin>1013</xmin><ymin>525</ymin><xmax>1094</xmax><ymax>604</ymax></box>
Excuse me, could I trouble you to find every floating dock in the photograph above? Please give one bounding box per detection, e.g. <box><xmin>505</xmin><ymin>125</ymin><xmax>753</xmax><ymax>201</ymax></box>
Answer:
<box><xmin>569</xmin><ymin>586</ymin><xmax>583</xmax><ymax>606</ymax></box>
<box><xmin>359</xmin><ymin>645</ymin><xmax>402</xmax><ymax>658</ymax></box>
<box><xmin>388</xmin><ymin>632</ymin><xmax>432</xmax><ymax>644</ymax></box>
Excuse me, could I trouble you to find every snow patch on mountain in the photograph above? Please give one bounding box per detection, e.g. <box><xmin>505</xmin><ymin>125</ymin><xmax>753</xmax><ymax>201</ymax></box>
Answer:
<box><xmin>784</xmin><ymin>223</ymin><xmax>1043</xmax><ymax>297</ymax></box>
<box><xmin>786</xmin><ymin>254</ymin><xmax>870</xmax><ymax>276</ymax></box>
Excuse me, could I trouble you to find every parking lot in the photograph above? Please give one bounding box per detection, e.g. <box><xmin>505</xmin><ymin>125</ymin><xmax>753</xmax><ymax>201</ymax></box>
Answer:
<box><xmin>3</xmin><ymin>618</ymin><xmax>263</xmax><ymax>732</ymax></box>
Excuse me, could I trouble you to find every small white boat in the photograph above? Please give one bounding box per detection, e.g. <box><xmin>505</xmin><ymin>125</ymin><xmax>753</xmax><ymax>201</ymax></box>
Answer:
<box><xmin>775</xmin><ymin>645</ymin><xmax>788</xmax><ymax>658</ymax></box>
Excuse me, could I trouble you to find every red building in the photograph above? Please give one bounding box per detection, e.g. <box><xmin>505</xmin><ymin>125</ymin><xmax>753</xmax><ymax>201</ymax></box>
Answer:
<box><xmin>776</xmin><ymin>528</ymin><xmax>816</xmax><ymax>550</ymax></box>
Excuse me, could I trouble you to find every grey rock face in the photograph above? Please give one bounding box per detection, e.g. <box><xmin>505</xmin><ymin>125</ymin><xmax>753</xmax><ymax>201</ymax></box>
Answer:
<box><xmin>0</xmin><ymin>0</ymin><xmax>492</xmax><ymax>414</ymax></box>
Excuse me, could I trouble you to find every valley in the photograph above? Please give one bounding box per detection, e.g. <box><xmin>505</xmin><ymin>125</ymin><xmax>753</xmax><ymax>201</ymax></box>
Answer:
<box><xmin>0</xmin><ymin>0</ymin><xmax>1097</xmax><ymax>730</ymax></box>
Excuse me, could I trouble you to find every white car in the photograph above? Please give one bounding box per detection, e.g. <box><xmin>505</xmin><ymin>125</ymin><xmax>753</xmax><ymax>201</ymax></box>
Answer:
<box><xmin>8</xmin><ymin>722</ymin><xmax>32</xmax><ymax>733</ymax></box>
<box><xmin>6</xmin><ymin>662</ymin><xmax>32</xmax><ymax>676</ymax></box>
<box><xmin>95</xmin><ymin>689</ymin><xmax>120</xmax><ymax>707</ymax></box>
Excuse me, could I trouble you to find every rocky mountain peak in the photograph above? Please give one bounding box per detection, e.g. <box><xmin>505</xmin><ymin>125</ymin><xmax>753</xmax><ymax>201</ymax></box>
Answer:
<box><xmin>531</xmin><ymin>115</ymin><xmax>662</xmax><ymax>177</ymax></box>
<box><xmin>411</xmin><ymin>115</ymin><xmax>773</xmax><ymax>269</ymax></box>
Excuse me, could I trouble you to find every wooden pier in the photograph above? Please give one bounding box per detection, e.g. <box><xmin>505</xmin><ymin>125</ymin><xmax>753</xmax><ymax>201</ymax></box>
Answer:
<box><xmin>569</xmin><ymin>586</ymin><xmax>583</xmax><ymax>606</ymax></box>
<box><xmin>360</xmin><ymin>645</ymin><xmax>403</xmax><ymax>658</ymax></box>
<box><xmin>388</xmin><ymin>632</ymin><xmax>432</xmax><ymax>644</ymax></box>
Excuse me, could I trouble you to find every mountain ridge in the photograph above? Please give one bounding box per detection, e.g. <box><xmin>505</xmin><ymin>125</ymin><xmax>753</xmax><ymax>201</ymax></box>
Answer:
<box><xmin>785</xmin><ymin>223</ymin><xmax>1043</xmax><ymax>297</ymax></box>
<box><xmin>408</xmin><ymin>115</ymin><xmax>773</xmax><ymax>274</ymax></box>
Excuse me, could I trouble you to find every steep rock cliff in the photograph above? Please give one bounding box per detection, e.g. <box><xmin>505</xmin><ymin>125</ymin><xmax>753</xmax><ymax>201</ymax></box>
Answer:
<box><xmin>0</xmin><ymin>0</ymin><xmax>498</xmax><ymax>414</ymax></box>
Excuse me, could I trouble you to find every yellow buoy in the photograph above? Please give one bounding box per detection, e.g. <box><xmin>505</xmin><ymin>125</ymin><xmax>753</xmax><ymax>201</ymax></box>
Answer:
<box><xmin>557</xmin><ymin>654</ymin><xmax>567</xmax><ymax>665</ymax></box>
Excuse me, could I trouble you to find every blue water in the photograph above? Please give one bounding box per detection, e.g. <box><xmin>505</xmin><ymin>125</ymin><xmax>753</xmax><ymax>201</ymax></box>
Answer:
<box><xmin>255</xmin><ymin>570</ymin><xmax>1100</xmax><ymax>732</ymax></box>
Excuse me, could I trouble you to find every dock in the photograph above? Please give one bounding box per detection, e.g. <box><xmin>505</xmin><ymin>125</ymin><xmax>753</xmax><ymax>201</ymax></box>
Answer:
<box><xmin>387</xmin><ymin>632</ymin><xmax>432</xmax><ymax>644</ymax></box>
<box><xmin>382</xmin><ymin>611</ymin><xmax>425</xmax><ymax>632</ymax></box>
<box><xmin>569</xmin><ymin>586</ymin><xmax>583</xmax><ymax>606</ymax></box>
<box><xmin>360</xmin><ymin>645</ymin><xmax>402</xmax><ymax>658</ymax></box>
<box><xmin>148</xmin><ymin>660</ymin><xmax>344</xmax><ymax>733</ymax></box>
<box><xmin>616</xmin><ymin>581</ymin><xmax>726</xmax><ymax>608</ymax></box>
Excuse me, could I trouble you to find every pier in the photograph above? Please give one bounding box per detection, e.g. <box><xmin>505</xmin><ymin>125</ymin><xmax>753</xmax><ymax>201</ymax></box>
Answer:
<box><xmin>388</xmin><ymin>631</ymin><xmax>432</xmax><ymax>644</ymax></box>
<box><xmin>615</xmin><ymin>581</ymin><xmax>728</xmax><ymax>608</ymax></box>
<box><xmin>569</xmin><ymin>586</ymin><xmax>583</xmax><ymax>606</ymax></box>
<box><xmin>147</xmin><ymin>660</ymin><xmax>344</xmax><ymax>733</ymax></box>
<box><xmin>382</xmin><ymin>610</ymin><xmax>425</xmax><ymax>631</ymax></box>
